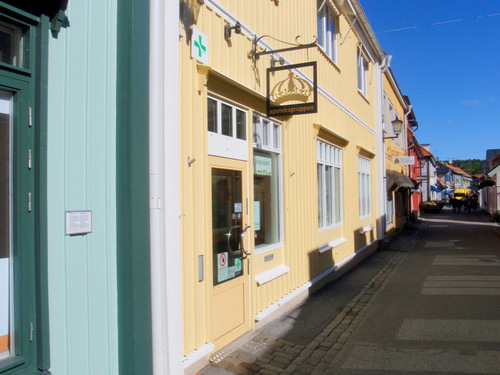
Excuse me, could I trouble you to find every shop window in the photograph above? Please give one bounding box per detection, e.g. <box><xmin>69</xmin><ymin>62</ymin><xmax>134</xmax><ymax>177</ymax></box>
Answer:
<box><xmin>0</xmin><ymin>91</ymin><xmax>12</xmax><ymax>363</ymax></box>
<box><xmin>317</xmin><ymin>140</ymin><xmax>342</xmax><ymax>229</ymax></box>
<box><xmin>253</xmin><ymin>114</ymin><xmax>282</xmax><ymax>252</ymax></box>
<box><xmin>358</xmin><ymin>156</ymin><xmax>371</xmax><ymax>218</ymax></box>
<box><xmin>317</xmin><ymin>1</ymin><xmax>337</xmax><ymax>62</ymax></box>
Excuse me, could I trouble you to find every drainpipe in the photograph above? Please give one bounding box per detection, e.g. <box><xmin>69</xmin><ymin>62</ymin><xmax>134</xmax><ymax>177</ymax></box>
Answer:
<box><xmin>150</xmin><ymin>0</ymin><xmax>183</xmax><ymax>374</ymax></box>
<box><xmin>403</xmin><ymin>104</ymin><xmax>412</xmax><ymax>220</ymax></box>
<box><xmin>403</xmin><ymin>104</ymin><xmax>412</xmax><ymax>175</ymax></box>
<box><xmin>377</xmin><ymin>55</ymin><xmax>392</xmax><ymax>242</ymax></box>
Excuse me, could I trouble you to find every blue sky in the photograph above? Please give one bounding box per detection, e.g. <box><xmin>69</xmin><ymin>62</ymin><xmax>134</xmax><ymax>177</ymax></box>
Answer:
<box><xmin>361</xmin><ymin>1</ymin><xmax>500</xmax><ymax>162</ymax></box>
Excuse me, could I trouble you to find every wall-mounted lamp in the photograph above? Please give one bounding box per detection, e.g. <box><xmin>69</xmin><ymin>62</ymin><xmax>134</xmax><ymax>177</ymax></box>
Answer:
<box><xmin>384</xmin><ymin>118</ymin><xmax>403</xmax><ymax>140</ymax></box>
<box><xmin>224</xmin><ymin>21</ymin><xmax>241</xmax><ymax>40</ymax></box>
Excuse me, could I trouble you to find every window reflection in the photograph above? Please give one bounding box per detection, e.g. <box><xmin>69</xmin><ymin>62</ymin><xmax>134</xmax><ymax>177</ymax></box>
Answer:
<box><xmin>0</xmin><ymin>21</ymin><xmax>29</xmax><ymax>68</ymax></box>
<box><xmin>0</xmin><ymin>91</ymin><xmax>12</xmax><ymax>360</ymax></box>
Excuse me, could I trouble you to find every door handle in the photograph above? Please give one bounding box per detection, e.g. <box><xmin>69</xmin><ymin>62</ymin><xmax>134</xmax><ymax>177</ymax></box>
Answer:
<box><xmin>226</xmin><ymin>225</ymin><xmax>241</xmax><ymax>255</ymax></box>
<box><xmin>240</xmin><ymin>225</ymin><xmax>251</xmax><ymax>256</ymax></box>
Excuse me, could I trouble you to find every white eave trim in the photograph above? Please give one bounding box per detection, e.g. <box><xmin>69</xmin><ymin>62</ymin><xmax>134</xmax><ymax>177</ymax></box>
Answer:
<box><xmin>202</xmin><ymin>0</ymin><xmax>376</xmax><ymax>135</ymax></box>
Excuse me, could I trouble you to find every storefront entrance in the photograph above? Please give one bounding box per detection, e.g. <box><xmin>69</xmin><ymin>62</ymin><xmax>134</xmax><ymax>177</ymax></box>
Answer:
<box><xmin>210</xmin><ymin>157</ymin><xmax>251</xmax><ymax>349</ymax></box>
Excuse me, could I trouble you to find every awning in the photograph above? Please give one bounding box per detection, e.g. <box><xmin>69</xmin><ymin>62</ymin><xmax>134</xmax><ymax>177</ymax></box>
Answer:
<box><xmin>478</xmin><ymin>179</ymin><xmax>496</xmax><ymax>189</ymax></box>
<box><xmin>386</xmin><ymin>170</ymin><xmax>414</xmax><ymax>192</ymax></box>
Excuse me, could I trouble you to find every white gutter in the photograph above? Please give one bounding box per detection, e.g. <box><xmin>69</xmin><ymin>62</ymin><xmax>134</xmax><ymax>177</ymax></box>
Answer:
<box><xmin>381</xmin><ymin>54</ymin><xmax>392</xmax><ymax>73</ymax></box>
<box><xmin>377</xmin><ymin>49</ymin><xmax>393</xmax><ymax>240</ymax></box>
<box><xmin>203</xmin><ymin>0</ymin><xmax>377</xmax><ymax>135</ymax></box>
<box><xmin>150</xmin><ymin>0</ymin><xmax>183</xmax><ymax>374</ymax></box>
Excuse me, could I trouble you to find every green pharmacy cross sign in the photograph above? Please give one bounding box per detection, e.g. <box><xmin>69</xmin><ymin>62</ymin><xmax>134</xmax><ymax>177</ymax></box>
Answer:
<box><xmin>194</xmin><ymin>35</ymin><xmax>206</xmax><ymax>57</ymax></box>
<box><xmin>191</xmin><ymin>27</ymin><xmax>209</xmax><ymax>65</ymax></box>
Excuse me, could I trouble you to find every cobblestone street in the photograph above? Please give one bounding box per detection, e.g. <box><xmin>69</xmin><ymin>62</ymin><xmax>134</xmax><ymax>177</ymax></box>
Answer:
<box><xmin>200</xmin><ymin>209</ymin><xmax>499</xmax><ymax>374</ymax></box>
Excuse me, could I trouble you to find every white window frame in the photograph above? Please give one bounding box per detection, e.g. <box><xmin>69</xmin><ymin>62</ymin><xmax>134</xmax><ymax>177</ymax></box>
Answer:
<box><xmin>386</xmin><ymin>192</ymin><xmax>394</xmax><ymax>226</ymax></box>
<box><xmin>357</xmin><ymin>49</ymin><xmax>368</xmax><ymax>97</ymax></box>
<box><xmin>395</xmin><ymin>114</ymin><xmax>403</xmax><ymax>148</ymax></box>
<box><xmin>207</xmin><ymin>96</ymin><xmax>248</xmax><ymax>161</ymax></box>
<box><xmin>358</xmin><ymin>156</ymin><xmax>371</xmax><ymax>218</ymax></box>
<box><xmin>388</xmin><ymin>101</ymin><xmax>394</xmax><ymax>137</ymax></box>
<box><xmin>317</xmin><ymin>1</ymin><xmax>337</xmax><ymax>63</ymax></box>
<box><xmin>253</xmin><ymin>114</ymin><xmax>283</xmax><ymax>253</ymax></box>
<box><xmin>317</xmin><ymin>140</ymin><xmax>342</xmax><ymax>229</ymax></box>
<box><xmin>382</xmin><ymin>93</ymin><xmax>388</xmax><ymax>134</ymax></box>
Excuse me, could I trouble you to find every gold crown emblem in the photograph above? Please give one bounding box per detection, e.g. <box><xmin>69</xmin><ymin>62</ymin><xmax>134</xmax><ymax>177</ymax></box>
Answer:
<box><xmin>271</xmin><ymin>70</ymin><xmax>313</xmax><ymax>105</ymax></box>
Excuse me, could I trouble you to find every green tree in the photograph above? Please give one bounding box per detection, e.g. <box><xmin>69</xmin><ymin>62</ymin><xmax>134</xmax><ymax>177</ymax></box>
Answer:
<box><xmin>454</xmin><ymin>159</ymin><xmax>482</xmax><ymax>175</ymax></box>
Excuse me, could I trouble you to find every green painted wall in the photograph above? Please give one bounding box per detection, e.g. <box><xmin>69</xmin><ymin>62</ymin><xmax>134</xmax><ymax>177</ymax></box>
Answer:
<box><xmin>46</xmin><ymin>1</ymin><xmax>119</xmax><ymax>374</ymax></box>
<box><xmin>116</xmin><ymin>0</ymin><xmax>153</xmax><ymax>373</ymax></box>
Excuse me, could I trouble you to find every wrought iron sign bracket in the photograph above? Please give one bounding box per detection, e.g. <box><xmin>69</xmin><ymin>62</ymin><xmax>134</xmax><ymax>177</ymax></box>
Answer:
<box><xmin>250</xmin><ymin>35</ymin><xmax>317</xmax><ymax>64</ymax></box>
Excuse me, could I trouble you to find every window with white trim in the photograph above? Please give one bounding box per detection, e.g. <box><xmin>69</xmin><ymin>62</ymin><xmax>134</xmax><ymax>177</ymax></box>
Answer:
<box><xmin>208</xmin><ymin>97</ymin><xmax>246</xmax><ymax>140</ymax></box>
<box><xmin>317</xmin><ymin>141</ymin><xmax>342</xmax><ymax>228</ymax></box>
<box><xmin>357</xmin><ymin>50</ymin><xmax>368</xmax><ymax>97</ymax></box>
<box><xmin>395</xmin><ymin>115</ymin><xmax>402</xmax><ymax>147</ymax></box>
<box><xmin>207</xmin><ymin>96</ymin><xmax>248</xmax><ymax>160</ymax></box>
<box><xmin>382</xmin><ymin>93</ymin><xmax>388</xmax><ymax>134</ymax></box>
<box><xmin>253</xmin><ymin>114</ymin><xmax>282</xmax><ymax>251</ymax></box>
<box><xmin>317</xmin><ymin>1</ymin><xmax>337</xmax><ymax>62</ymax></box>
<box><xmin>358</xmin><ymin>156</ymin><xmax>371</xmax><ymax>218</ymax></box>
<box><xmin>386</xmin><ymin>193</ymin><xmax>394</xmax><ymax>226</ymax></box>
<box><xmin>388</xmin><ymin>101</ymin><xmax>394</xmax><ymax>136</ymax></box>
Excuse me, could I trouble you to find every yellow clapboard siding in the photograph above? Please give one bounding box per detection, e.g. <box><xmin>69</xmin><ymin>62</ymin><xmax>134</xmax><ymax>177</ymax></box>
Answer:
<box><xmin>180</xmin><ymin>0</ymin><xmax>383</xmax><ymax>356</ymax></box>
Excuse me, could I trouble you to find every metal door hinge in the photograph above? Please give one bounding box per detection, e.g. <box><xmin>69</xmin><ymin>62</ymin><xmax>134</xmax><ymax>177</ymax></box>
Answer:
<box><xmin>28</xmin><ymin>107</ymin><xmax>32</xmax><ymax>127</ymax></box>
<box><xmin>28</xmin><ymin>193</ymin><xmax>32</xmax><ymax>212</ymax></box>
<box><xmin>29</xmin><ymin>322</ymin><xmax>33</xmax><ymax>342</ymax></box>
<box><xmin>28</xmin><ymin>149</ymin><xmax>32</xmax><ymax>169</ymax></box>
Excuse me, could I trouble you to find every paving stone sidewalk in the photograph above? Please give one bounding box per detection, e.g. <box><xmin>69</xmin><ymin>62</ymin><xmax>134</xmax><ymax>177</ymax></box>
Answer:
<box><xmin>199</xmin><ymin>221</ymin><xmax>426</xmax><ymax>375</ymax></box>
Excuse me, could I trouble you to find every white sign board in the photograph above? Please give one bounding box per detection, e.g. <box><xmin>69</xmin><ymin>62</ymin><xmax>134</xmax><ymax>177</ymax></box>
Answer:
<box><xmin>217</xmin><ymin>252</ymin><xmax>228</xmax><ymax>282</ymax></box>
<box><xmin>393</xmin><ymin>156</ymin><xmax>415</xmax><ymax>165</ymax></box>
<box><xmin>65</xmin><ymin>210</ymin><xmax>92</xmax><ymax>235</ymax></box>
<box><xmin>254</xmin><ymin>201</ymin><xmax>261</xmax><ymax>231</ymax></box>
<box><xmin>191</xmin><ymin>27</ymin><xmax>209</xmax><ymax>65</ymax></box>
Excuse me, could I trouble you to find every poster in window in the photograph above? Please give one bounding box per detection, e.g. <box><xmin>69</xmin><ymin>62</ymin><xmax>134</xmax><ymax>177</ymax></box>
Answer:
<box><xmin>254</xmin><ymin>155</ymin><xmax>272</xmax><ymax>176</ymax></box>
<box><xmin>254</xmin><ymin>201</ymin><xmax>261</xmax><ymax>231</ymax></box>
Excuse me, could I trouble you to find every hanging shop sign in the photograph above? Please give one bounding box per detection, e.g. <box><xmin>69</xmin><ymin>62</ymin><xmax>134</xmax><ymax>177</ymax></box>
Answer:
<box><xmin>393</xmin><ymin>156</ymin><xmax>415</xmax><ymax>166</ymax></box>
<box><xmin>267</xmin><ymin>61</ymin><xmax>317</xmax><ymax>117</ymax></box>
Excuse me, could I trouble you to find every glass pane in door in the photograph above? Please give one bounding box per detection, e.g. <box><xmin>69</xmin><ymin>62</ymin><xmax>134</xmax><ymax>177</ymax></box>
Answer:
<box><xmin>0</xmin><ymin>91</ymin><xmax>12</xmax><ymax>359</ymax></box>
<box><xmin>212</xmin><ymin>168</ymin><xmax>244</xmax><ymax>286</ymax></box>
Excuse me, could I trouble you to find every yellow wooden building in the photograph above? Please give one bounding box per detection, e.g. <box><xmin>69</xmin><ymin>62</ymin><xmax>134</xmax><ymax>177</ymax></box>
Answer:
<box><xmin>179</xmin><ymin>1</ymin><xmax>390</xmax><ymax>371</ymax></box>
<box><xmin>382</xmin><ymin>68</ymin><xmax>414</xmax><ymax>238</ymax></box>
